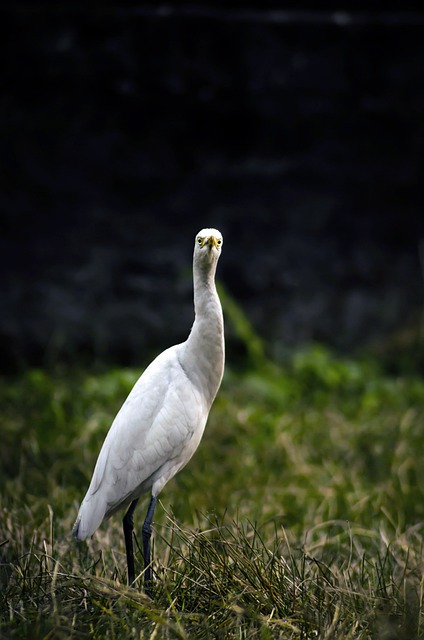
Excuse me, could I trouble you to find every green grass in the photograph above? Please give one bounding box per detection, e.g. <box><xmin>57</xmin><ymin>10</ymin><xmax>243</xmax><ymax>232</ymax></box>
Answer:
<box><xmin>1</xmin><ymin>345</ymin><xmax>424</xmax><ymax>638</ymax></box>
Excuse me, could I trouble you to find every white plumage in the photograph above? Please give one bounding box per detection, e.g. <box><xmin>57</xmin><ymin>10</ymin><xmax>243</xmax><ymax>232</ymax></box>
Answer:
<box><xmin>73</xmin><ymin>228</ymin><xmax>224</xmax><ymax>592</ymax></box>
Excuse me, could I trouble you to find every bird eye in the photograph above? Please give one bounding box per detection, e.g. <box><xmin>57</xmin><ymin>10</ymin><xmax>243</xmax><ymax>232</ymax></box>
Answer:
<box><xmin>197</xmin><ymin>237</ymin><xmax>203</xmax><ymax>246</ymax></box>
<box><xmin>216</xmin><ymin>239</ymin><xmax>222</xmax><ymax>246</ymax></box>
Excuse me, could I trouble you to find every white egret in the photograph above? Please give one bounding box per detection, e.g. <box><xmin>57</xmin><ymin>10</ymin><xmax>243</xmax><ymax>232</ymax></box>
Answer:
<box><xmin>73</xmin><ymin>228</ymin><xmax>225</xmax><ymax>594</ymax></box>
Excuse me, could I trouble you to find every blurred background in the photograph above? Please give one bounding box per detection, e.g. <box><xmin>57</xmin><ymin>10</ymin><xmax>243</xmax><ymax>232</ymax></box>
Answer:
<box><xmin>1</xmin><ymin>2</ymin><xmax>423</xmax><ymax>373</ymax></box>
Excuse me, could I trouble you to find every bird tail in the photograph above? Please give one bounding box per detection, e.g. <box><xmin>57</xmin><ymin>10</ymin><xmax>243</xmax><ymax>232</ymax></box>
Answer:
<box><xmin>72</xmin><ymin>495</ymin><xmax>107</xmax><ymax>541</ymax></box>
<box><xmin>72</xmin><ymin>516</ymin><xmax>83</xmax><ymax>540</ymax></box>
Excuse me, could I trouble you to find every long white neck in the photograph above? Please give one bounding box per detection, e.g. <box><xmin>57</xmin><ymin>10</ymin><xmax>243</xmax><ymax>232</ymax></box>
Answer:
<box><xmin>180</xmin><ymin>254</ymin><xmax>225</xmax><ymax>407</ymax></box>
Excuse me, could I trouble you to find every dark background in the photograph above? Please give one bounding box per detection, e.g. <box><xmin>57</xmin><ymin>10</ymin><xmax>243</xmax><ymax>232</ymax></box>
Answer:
<box><xmin>1</xmin><ymin>4</ymin><xmax>423</xmax><ymax>372</ymax></box>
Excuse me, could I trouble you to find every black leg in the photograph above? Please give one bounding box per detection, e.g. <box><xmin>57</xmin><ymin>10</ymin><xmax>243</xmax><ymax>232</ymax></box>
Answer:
<box><xmin>123</xmin><ymin>498</ymin><xmax>139</xmax><ymax>586</ymax></box>
<box><xmin>142</xmin><ymin>495</ymin><xmax>157</xmax><ymax>596</ymax></box>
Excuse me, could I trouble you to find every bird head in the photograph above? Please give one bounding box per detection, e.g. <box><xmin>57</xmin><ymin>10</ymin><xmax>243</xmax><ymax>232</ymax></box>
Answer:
<box><xmin>194</xmin><ymin>228</ymin><xmax>223</xmax><ymax>264</ymax></box>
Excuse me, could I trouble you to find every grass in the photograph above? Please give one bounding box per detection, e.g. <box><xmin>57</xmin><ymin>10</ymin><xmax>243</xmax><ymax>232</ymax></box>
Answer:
<box><xmin>1</xmin><ymin>344</ymin><xmax>424</xmax><ymax>638</ymax></box>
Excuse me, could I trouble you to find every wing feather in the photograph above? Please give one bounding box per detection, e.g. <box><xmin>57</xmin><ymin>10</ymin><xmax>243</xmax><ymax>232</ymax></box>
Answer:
<box><xmin>73</xmin><ymin>344</ymin><xmax>205</xmax><ymax>539</ymax></box>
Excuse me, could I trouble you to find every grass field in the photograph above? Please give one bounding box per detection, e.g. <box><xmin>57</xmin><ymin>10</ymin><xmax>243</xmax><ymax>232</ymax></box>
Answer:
<box><xmin>1</xmin><ymin>340</ymin><xmax>424</xmax><ymax>638</ymax></box>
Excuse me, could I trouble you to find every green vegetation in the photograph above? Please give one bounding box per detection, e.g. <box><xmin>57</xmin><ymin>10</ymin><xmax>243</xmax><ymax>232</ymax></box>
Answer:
<box><xmin>1</xmin><ymin>344</ymin><xmax>424</xmax><ymax>638</ymax></box>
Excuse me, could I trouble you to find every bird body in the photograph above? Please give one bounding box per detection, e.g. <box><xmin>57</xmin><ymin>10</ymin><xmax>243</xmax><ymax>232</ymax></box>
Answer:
<box><xmin>73</xmin><ymin>228</ymin><xmax>224</xmax><ymax>590</ymax></box>
<box><xmin>74</xmin><ymin>343</ymin><xmax>216</xmax><ymax>539</ymax></box>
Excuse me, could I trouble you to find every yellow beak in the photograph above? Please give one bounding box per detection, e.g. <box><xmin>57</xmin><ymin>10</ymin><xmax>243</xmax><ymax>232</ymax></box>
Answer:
<box><xmin>207</xmin><ymin>236</ymin><xmax>219</xmax><ymax>249</ymax></box>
